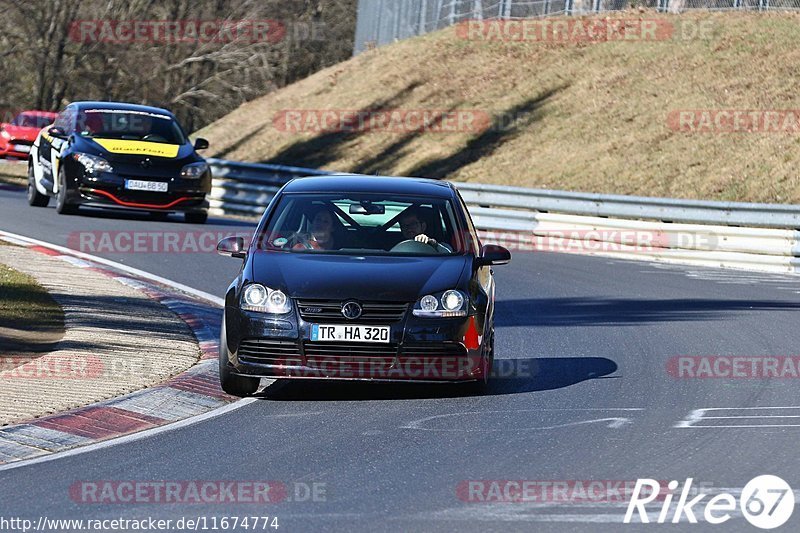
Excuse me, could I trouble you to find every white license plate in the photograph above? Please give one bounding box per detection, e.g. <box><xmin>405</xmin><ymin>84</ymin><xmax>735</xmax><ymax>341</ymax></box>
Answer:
<box><xmin>310</xmin><ymin>324</ymin><xmax>390</xmax><ymax>343</ymax></box>
<box><xmin>125</xmin><ymin>179</ymin><xmax>168</xmax><ymax>192</ymax></box>
<box><xmin>12</xmin><ymin>145</ymin><xmax>30</xmax><ymax>153</ymax></box>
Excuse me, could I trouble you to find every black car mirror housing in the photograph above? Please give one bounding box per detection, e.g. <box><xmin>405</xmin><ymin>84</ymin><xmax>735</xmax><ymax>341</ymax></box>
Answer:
<box><xmin>49</xmin><ymin>126</ymin><xmax>67</xmax><ymax>138</ymax></box>
<box><xmin>475</xmin><ymin>244</ymin><xmax>511</xmax><ymax>267</ymax></box>
<box><xmin>193</xmin><ymin>137</ymin><xmax>210</xmax><ymax>150</ymax></box>
<box><xmin>217</xmin><ymin>236</ymin><xmax>247</xmax><ymax>259</ymax></box>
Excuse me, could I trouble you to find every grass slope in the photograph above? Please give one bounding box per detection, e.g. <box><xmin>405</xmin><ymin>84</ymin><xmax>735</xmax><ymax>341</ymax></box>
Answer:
<box><xmin>0</xmin><ymin>253</ymin><xmax>65</xmax><ymax>353</ymax></box>
<box><xmin>199</xmin><ymin>11</ymin><xmax>800</xmax><ymax>203</ymax></box>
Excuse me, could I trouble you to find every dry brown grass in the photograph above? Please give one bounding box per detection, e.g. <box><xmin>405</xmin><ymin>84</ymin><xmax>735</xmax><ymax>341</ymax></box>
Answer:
<box><xmin>0</xmin><ymin>162</ymin><xmax>26</xmax><ymax>187</ymax></box>
<box><xmin>198</xmin><ymin>11</ymin><xmax>800</xmax><ymax>203</ymax></box>
<box><xmin>0</xmin><ymin>262</ymin><xmax>64</xmax><ymax>353</ymax></box>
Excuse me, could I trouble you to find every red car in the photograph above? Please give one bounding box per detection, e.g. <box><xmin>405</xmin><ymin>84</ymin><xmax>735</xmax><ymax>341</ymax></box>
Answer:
<box><xmin>0</xmin><ymin>111</ymin><xmax>58</xmax><ymax>159</ymax></box>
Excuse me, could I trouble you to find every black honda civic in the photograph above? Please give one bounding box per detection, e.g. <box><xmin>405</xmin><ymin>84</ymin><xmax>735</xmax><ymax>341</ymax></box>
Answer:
<box><xmin>216</xmin><ymin>175</ymin><xmax>511</xmax><ymax>396</ymax></box>
<box><xmin>27</xmin><ymin>101</ymin><xmax>211</xmax><ymax>223</ymax></box>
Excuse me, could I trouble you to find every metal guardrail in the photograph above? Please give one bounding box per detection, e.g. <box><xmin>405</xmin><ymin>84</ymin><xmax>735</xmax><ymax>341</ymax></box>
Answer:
<box><xmin>208</xmin><ymin>158</ymin><xmax>800</xmax><ymax>229</ymax></box>
<box><xmin>207</xmin><ymin>158</ymin><xmax>800</xmax><ymax>274</ymax></box>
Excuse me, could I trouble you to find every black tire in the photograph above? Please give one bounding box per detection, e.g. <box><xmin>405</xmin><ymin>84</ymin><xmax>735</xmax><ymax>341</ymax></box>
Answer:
<box><xmin>464</xmin><ymin>326</ymin><xmax>494</xmax><ymax>395</ymax></box>
<box><xmin>27</xmin><ymin>165</ymin><xmax>49</xmax><ymax>207</ymax></box>
<box><xmin>55</xmin><ymin>168</ymin><xmax>78</xmax><ymax>215</ymax></box>
<box><xmin>184</xmin><ymin>211</ymin><xmax>208</xmax><ymax>224</ymax></box>
<box><xmin>219</xmin><ymin>322</ymin><xmax>260</xmax><ymax>397</ymax></box>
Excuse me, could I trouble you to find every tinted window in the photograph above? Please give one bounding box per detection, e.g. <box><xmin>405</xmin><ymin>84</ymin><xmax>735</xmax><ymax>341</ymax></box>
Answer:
<box><xmin>256</xmin><ymin>193</ymin><xmax>464</xmax><ymax>256</ymax></box>
<box><xmin>75</xmin><ymin>109</ymin><xmax>186</xmax><ymax>144</ymax></box>
<box><xmin>11</xmin><ymin>113</ymin><xmax>55</xmax><ymax>128</ymax></box>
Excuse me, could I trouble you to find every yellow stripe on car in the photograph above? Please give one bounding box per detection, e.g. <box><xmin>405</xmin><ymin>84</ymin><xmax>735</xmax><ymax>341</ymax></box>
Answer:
<box><xmin>94</xmin><ymin>139</ymin><xmax>180</xmax><ymax>158</ymax></box>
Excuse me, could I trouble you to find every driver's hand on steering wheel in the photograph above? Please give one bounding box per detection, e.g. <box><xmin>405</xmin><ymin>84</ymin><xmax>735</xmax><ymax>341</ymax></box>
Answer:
<box><xmin>414</xmin><ymin>234</ymin><xmax>438</xmax><ymax>247</ymax></box>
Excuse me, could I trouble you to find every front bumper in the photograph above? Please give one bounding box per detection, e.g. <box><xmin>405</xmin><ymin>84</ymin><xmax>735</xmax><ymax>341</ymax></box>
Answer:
<box><xmin>0</xmin><ymin>139</ymin><xmax>33</xmax><ymax>159</ymax></box>
<box><xmin>68</xmin><ymin>170</ymin><xmax>209</xmax><ymax>213</ymax></box>
<box><xmin>223</xmin><ymin>306</ymin><xmax>486</xmax><ymax>382</ymax></box>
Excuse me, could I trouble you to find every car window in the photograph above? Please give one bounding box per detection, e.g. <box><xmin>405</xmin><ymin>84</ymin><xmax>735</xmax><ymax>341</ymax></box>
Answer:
<box><xmin>12</xmin><ymin>113</ymin><xmax>54</xmax><ymax>128</ymax></box>
<box><xmin>75</xmin><ymin>109</ymin><xmax>186</xmax><ymax>144</ymax></box>
<box><xmin>257</xmin><ymin>193</ymin><xmax>464</xmax><ymax>256</ymax></box>
<box><xmin>53</xmin><ymin>108</ymin><xmax>73</xmax><ymax>132</ymax></box>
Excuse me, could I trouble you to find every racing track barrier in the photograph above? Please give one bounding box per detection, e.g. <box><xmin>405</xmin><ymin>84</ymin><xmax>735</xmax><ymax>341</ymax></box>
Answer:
<box><xmin>207</xmin><ymin>158</ymin><xmax>800</xmax><ymax>274</ymax></box>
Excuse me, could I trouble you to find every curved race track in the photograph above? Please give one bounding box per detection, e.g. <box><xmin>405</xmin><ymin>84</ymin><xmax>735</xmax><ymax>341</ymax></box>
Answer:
<box><xmin>1</xmin><ymin>184</ymin><xmax>799</xmax><ymax>532</ymax></box>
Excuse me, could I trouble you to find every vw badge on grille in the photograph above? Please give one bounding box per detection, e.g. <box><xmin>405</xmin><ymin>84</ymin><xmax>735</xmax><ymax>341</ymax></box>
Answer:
<box><xmin>341</xmin><ymin>301</ymin><xmax>362</xmax><ymax>320</ymax></box>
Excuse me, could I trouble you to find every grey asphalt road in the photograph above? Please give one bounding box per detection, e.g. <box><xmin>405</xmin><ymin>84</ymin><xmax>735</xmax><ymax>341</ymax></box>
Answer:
<box><xmin>1</xmin><ymin>185</ymin><xmax>800</xmax><ymax>532</ymax></box>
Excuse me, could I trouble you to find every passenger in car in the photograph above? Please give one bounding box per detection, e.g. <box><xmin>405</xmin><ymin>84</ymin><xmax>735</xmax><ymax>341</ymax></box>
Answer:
<box><xmin>293</xmin><ymin>206</ymin><xmax>338</xmax><ymax>250</ymax></box>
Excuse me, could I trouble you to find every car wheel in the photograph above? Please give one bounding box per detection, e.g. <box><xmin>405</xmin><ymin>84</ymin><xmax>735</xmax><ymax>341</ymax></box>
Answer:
<box><xmin>27</xmin><ymin>165</ymin><xmax>49</xmax><ymax>207</ymax></box>
<box><xmin>464</xmin><ymin>326</ymin><xmax>494</xmax><ymax>395</ymax></box>
<box><xmin>55</xmin><ymin>168</ymin><xmax>78</xmax><ymax>215</ymax></box>
<box><xmin>219</xmin><ymin>322</ymin><xmax>260</xmax><ymax>397</ymax></box>
<box><xmin>184</xmin><ymin>211</ymin><xmax>208</xmax><ymax>224</ymax></box>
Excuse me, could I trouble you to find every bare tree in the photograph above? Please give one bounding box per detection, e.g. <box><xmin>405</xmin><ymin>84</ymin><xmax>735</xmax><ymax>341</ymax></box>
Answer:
<box><xmin>0</xmin><ymin>0</ymin><xmax>357</xmax><ymax>131</ymax></box>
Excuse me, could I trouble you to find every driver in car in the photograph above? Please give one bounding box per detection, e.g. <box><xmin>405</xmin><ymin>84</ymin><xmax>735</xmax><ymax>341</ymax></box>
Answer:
<box><xmin>399</xmin><ymin>208</ymin><xmax>452</xmax><ymax>252</ymax></box>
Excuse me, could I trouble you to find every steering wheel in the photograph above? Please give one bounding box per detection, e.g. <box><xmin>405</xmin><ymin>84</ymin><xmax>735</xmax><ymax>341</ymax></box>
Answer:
<box><xmin>390</xmin><ymin>239</ymin><xmax>440</xmax><ymax>253</ymax></box>
<box><xmin>288</xmin><ymin>232</ymin><xmax>315</xmax><ymax>250</ymax></box>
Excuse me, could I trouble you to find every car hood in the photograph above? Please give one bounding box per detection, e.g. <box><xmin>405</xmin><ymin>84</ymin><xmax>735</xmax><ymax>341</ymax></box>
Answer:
<box><xmin>249</xmin><ymin>250</ymin><xmax>471</xmax><ymax>301</ymax></box>
<box><xmin>1</xmin><ymin>124</ymin><xmax>42</xmax><ymax>141</ymax></box>
<box><xmin>74</xmin><ymin>135</ymin><xmax>194</xmax><ymax>166</ymax></box>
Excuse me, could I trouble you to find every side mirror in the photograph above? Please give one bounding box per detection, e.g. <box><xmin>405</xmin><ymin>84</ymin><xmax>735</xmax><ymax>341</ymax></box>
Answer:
<box><xmin>193</xmin><ymin>137</ymin><xmax>209</xmax><ymax>150</ymax></box>
<box><xmin>49</xmin><ymin>126</ymin><xmax>67</xmax><ymax>138</ymax></box>
<box><xmin>217</xmin><ymin>236</ymin><xmax>246</xmax><ymax>259</ymax></box>
<box><xmin>475</xmin><ymin>244</ymin><xmax>511</xmax><ymax>267</ymax></box>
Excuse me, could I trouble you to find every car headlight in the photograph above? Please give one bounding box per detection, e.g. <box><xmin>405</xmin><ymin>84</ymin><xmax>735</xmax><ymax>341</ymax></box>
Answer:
<box><xmin>413</xmin><ymin>290</ymin><xmax>468</xmax><ymax>317</ymax></box>
<box><xmin>0</xmin><ymin>128</ymin><xmax>10</xmax><ymax>140</ymax></box>
<box><xmin>420</xmin><ymin>295</ymin><xmax>438</xmax><ymax>312</ymax></box>
<box><xmin>72</xmin><ymin>152</ymin><xmax>113</xmax><ymax>173</ymax></box>
<box><xmin>241</xmin><ymin>283</ymin><xmax>292</xmax><ymax>314</ymax></box>
<box><xmin>180</xmin><ymin>162</ymin><xmax>208</xmax><ymax>179</ymax></box>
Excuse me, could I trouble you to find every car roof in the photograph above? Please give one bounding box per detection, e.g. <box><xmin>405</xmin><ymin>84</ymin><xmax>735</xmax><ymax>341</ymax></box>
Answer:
<box><xmin>69</xmin><ymin>101</ymin><xmax>175</xmax><ymax>117</ymax></box>
<box><xmin>282</xmin><ymin>175</ymin><xmax>456</xmax><ymax>198</ymax></box>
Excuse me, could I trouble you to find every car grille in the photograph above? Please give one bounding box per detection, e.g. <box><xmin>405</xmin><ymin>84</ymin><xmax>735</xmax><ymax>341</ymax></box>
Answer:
<box><xmin>238</xmin><ymin>338</ymin><xmax>302</xmax><ymax>365</ymax></box>
<box><xmin>401</xmin><ymin>342</ymin><xmax>468</xmax><ymax>358</ymax></box>
<box><xmin>296</xmin><ymin>300</ymin><xmax>408</xmax><ymax>323</ymax></box>
<box><xmin>303</xmin><ymin>341</ymin><xmax>398</xmax><ymax>371</ymax></box>
<box><xmin>238</xmin><ymin>338</ymin><xmax>472</xmax><ymax>379</ymax></box>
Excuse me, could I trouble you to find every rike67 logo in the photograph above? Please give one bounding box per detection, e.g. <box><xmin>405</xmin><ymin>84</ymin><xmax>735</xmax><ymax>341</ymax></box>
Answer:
<box><xmin>624</xmin><ymin>476</ymin><xmax>794</xmax><ymax>529</ymax></box>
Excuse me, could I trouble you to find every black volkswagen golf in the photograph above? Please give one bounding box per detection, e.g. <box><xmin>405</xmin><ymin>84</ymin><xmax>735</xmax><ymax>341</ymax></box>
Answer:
<box><xmin>216</xmin><ymin>175</ymin><xmax>511</xmax><ymax>396</ymax></box>
<box><xmin>27</xmin><ymin>101</ymin><xmax>211</xmax><ymax>223</ymax></box>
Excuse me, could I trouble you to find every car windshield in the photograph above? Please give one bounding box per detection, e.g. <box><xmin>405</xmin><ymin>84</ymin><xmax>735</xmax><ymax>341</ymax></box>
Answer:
<box><xmin>256</xmin><ymin>193</ymin><xmax>466</xmax><ymax>256</ymax></box>
<box><xmin>75</xmin><ymin>109</ymin><xmax>186</xmax><ymax>144</ymax></box>
<box><xmin>11</xmin><ymin>113</ymin><xmax>54</xmax><ymax>128</ymax></box>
